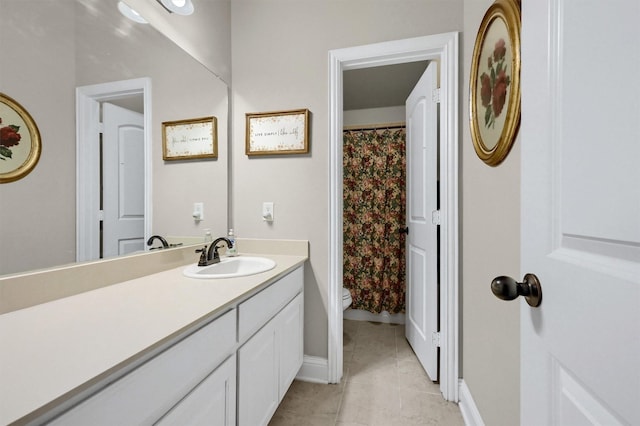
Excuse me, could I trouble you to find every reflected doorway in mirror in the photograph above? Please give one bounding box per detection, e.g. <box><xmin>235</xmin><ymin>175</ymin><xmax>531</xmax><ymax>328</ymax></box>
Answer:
<box><xmin>76</xmin><ymin>78</ymin><xmax>153</xmax><ymax>263</ymax></box>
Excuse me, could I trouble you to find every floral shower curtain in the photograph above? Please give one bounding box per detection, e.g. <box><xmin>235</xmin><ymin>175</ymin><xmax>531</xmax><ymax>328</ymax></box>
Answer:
<box><xmin>343</xmin><ymin>127</ymin><xmax>406</xmax><ymax>314</ymax></box>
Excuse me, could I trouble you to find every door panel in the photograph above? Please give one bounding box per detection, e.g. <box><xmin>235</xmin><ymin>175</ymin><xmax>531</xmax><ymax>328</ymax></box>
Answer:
<box><xmin>521</xmin><ymin>1</ymin><xmax>640</xmax><ymax>424</ymax></box>
<box><xmin>408</xmin><ymin>247</ymin><xmax>426</xmax><ymax>335</ymax></box>
<box><xmin>102</xmin><ymin>103</ymin><xmax>145</xmax><ymax>258</ymax></box>
<box><xmin>405</xmin><ymin>61</ymin><xmax>439</xmax><ymax>381</ymax></box>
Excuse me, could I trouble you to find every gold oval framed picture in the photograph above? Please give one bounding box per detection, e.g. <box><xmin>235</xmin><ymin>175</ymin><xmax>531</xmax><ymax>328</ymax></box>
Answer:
<box><xmin>469</xmin><ymin>0</ymin><xmax>521</xmax><ymax>166</ymax></box>
<box><xmin>0</xmin><ymin>93</ymin><xmax>41</xmax><ymax>183</ymax></box>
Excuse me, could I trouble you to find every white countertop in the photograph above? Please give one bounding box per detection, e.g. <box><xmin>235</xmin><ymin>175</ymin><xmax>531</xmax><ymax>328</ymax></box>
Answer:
<box><xmin>0</xmin><ymin>253</ymin><xmax>306</xmax><ymax>425</ymax></box>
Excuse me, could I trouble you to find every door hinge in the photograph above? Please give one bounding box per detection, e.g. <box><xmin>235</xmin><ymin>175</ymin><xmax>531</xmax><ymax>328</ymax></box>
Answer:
<box><xmin>98</xmin><ymin>122</ymin><xmax>104</xmax><ymax>134</ymax></box>
<box><xmin>432</xmin><ymin>331</ymin><xmax>441</xmax><ymax>347</ymax></box>
<box><xmin>97</xmin><ymin>210</ymin><xmax>104</xmax><ymax>221</ymax></box>
<box><xmin>431</xmin><ymin>210</ymin><xmax>441</xmax><ymax>226</ymax></box>
<box><xmin>432</xmin><ymin>88</ymin><xmax>441</xmax><ymax>103</ymax></box>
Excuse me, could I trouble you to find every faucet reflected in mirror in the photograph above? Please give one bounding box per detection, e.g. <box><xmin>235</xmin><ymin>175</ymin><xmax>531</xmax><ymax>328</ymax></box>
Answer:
<box><xmin>147</xmin><ymin>235</ymin><xmax>170</xmax><ymax>250</ymax></box>
<box><xmin>147</xmin><ymin>235</ymin><xmax>183</xmax><ymax>251</ymax></box>
<box><xmin>0</xmin><ymin>0</ymin><xmax>229</xmax><ymax>277</ymax></box>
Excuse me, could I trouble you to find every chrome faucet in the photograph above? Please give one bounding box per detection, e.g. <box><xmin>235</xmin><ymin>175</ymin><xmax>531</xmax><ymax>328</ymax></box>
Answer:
<box><xmin>147</xmin><ymin>235</ymin><xmax>169</xmax><ymax>249</ymax></box>
<box><xmin>196</xmin><ymin>237</ymin><xmax>233</xmax><ymax>266</ymax></box>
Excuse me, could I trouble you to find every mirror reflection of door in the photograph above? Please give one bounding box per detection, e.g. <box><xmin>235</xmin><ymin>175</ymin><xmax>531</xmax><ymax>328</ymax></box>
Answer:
<box><xmin>101</xmin><ymin>103</ymin><xmax>145</xmax><ymax>258</ymax></box>
<box><xmin>76</xmin><ymin>79</ymin><xmax>150</xmax><ymax>263</ymax></box>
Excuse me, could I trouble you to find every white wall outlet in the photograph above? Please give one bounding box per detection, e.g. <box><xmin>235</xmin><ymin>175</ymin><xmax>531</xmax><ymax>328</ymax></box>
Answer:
<box><xmin>193</xmin><ymin>202</ymin><xmax>204</xmax><ymax>222</ymax></box>
<box><xmin>262</xmin><ymin>202</ymin><xmax>274</xmax><ymax>222</ymax></box>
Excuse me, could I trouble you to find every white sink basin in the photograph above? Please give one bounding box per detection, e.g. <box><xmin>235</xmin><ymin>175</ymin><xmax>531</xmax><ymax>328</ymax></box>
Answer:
<box><xmin>183</xmin><ymin>256</ymin><xmax>276</xmax><ymax>279</ymax></box>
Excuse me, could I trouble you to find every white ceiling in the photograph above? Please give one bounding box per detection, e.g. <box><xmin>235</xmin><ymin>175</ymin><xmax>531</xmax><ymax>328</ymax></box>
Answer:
<box><xmin>343</xmin><ymin>61</ymin><xmax>429</xmax><ymax>111</ymax></box>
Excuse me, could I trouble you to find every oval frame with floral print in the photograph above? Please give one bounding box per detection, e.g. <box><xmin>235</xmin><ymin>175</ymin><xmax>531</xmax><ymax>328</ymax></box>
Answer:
<box><xmin>0</xmin><ymin>93</ymin><xmax>41</xmax><ymax>183</ymax></box>
<box><xmin>469</xmin><ymin>0</ymin><xmax>521</xmax><ymax>166</ymax></box>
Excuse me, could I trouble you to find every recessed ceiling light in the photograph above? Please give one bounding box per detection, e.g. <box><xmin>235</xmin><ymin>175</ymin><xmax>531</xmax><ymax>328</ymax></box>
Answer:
<box><xmin>118</xmin><ymin>1</ymin><xmax>148</xmax><ymax>24</ymax></box>
<box><xmin>156</xmin><ymin>0</ymin><xmax>195</xmax><ymax>16</ymax></box>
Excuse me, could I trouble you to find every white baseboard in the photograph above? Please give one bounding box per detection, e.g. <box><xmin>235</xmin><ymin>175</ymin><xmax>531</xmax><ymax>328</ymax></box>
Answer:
<box><xmin>343</xmin><ymin>309</ymin><xmax>406</xmax><ymax>324</ymax></box>
<box><xmin>295</xmin><ymin>355</ymin><xmax>329</xmax><ymax>384</ymax></box>
<box><xmin>458</xmin><ymin>379</ymin><xmax>485</xmax><ymax>426</ymax></box>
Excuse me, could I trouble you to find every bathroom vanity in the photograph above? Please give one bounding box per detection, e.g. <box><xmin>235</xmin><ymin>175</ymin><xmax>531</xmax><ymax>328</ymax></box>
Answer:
<box><xmin>0</xmin><ymin>243</ymin><xmax>307</xmax><ymax>425</ymax></box>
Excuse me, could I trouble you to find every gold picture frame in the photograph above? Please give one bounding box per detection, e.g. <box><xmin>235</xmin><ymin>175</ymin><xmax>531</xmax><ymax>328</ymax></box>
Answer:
<box><xmin>162</xmin><ymin>116</ymin><xmax>217</xmax><ymax>160</ymax></box>
<box><xmin>246</xmin><ymin>109</ymin><xmax>309</xmax><ymax>156</ymax></box>
<box><xmin>0</xmin><ymin>93</ymin><xmax>41</xmax><ymax>183</ymax></box>
<box><xmin>469</xmin><ymin>0</ymin><xmax>521</xmax><ymax>166</ymax></box>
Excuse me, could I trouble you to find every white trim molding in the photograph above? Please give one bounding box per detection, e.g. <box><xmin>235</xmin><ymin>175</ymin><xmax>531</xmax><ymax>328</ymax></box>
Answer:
<box><xmin>328</xmin><ymin>32</ymin><xmax>460</xmax><ymax>402</ymax></box>
<box><xmin>459</xmin><ymin>379</ymin><xmax>485</xmax><ymax>426</ymax></box>
<box><xmin>295</xmin><ymin>355</ymin><xmax>329</xmax><ymax>384</ymax></box>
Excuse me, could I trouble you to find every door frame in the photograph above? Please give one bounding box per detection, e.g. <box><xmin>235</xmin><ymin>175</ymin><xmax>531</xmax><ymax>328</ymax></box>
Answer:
<box><xmin>76</xmin><ymin>78</ymin><xmax>152</xmax><ymax>262</ymax></box>
<box><xmin>328</xmin><ymin>32</ymin><xmax>459</xmax><ymax>401</ymax></box>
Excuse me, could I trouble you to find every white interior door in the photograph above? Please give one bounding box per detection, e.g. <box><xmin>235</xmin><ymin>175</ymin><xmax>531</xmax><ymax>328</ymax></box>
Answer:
<box><xmin>102</xmin><ymin>103</ymin><xmax>145</xmax><ymax>258</ymax></box>
<box><xmin>521</xmin><ymin>1</ymin><xmax>640</xmax><ymax>424</ymax></box>
<box><xmin>405</xmin><ymin>61</ymin><xmax>439</xmax><ymax>382</ymax></box>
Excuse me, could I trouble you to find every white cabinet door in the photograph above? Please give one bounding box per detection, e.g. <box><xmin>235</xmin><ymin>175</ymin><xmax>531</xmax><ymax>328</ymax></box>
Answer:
<box><xmin>277</xmin><ymin>293</ymin><xmax>304</xmax><ymax>400</ymax></box>
<box><xmin>238</xmin><ymin>320</ymin><xmax>279</xmax><ymax>426</ymax></box>
<box><xmin>238</xmin><ymin>268</ymin><xmax>304</xmax><ymax>426</ymax></box>
<box><xmin>157</xmin><ymin>356</ymin><xmax>236</xmax><ymax>426</ymax></box>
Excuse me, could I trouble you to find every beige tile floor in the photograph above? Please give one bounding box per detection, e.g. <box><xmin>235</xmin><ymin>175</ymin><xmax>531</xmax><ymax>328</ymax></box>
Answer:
<box><xmin>270</xmin><ymin>320</ymin><xmax>464</xmax><ymax>426</ymax></box>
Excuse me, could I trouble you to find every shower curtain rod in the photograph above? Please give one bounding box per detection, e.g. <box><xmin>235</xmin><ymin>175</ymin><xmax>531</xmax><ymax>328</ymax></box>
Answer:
<box><xmin>343</xmin><ymin>121</ymin><xmax>406</xmax><ymax>131</ymax></box>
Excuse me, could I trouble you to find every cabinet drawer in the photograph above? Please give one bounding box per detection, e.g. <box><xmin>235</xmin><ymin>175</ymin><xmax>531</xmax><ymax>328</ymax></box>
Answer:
<box><xmin>51</xmin><ymin>309</ymin><xmax>236</xmax><ymax>425</ymax></box>
<box><xmin>238</xmin><ymin>266</ymin><xmax>303</xmax><ymax>343</ymax></box>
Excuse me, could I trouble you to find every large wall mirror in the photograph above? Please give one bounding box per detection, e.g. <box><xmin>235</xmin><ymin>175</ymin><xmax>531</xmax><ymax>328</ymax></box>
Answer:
<box><xmin>0</xmin><ymin>0</ymin><xmax>229</xmax><ymax>276</ymax></box>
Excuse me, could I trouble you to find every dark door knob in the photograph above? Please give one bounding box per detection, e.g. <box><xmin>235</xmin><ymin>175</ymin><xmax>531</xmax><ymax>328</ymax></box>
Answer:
<box><xmin>491</xmin><ymin>274</ymin><xmax>542</xmax><ymax>307</ymax></box>
<box><xmin>399</xmin><ymin>227</ymin><xmax>409</xmax><ymax>234</ymax></box>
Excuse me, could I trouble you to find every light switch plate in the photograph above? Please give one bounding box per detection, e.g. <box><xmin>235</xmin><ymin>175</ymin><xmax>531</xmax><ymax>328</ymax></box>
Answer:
<box><xmin>193</xmin><ymin>202</ymin><xmax>204</xmax><ymax>221</ymax></box>
<box><xmin>262</xmin><ymin>202</ymin><xmax>274</xmax><ymax>222</ymax></box>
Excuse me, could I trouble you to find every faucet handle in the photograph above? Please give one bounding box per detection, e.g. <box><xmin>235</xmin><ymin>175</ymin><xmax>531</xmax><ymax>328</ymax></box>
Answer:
<box><xmin>196</xmin><ymin>245</ymin><xmax>209</xmax><ymax>266</ymax></box>
<box><xmin>212</xmin><ymin>244</ymin><xmax>223</xmax><ymax>260</ymax></box>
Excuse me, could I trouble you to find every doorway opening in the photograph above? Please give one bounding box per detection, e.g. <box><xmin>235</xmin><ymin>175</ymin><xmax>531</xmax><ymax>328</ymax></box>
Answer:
<box><xmin>342</xmin><ymin>61</ymin><xmax>429</xmax><ymax>325</ymax></box>
<box><xmin>76</xmin><ymin>78</ymin><xmax>152</xmax><ymax>262</ymax></box>
<box><xmin>328</xmin><ymin>33</ymin><xmax>459</xmax><ymax>402</ymax></box>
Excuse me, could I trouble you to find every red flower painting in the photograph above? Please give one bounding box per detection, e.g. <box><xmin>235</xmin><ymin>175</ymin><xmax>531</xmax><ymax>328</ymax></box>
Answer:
<box><xmin>0</xmin><ymin>116</ymin><xmax>22</xmax><ymax>160</ymax></box>
<box><xmin>479</xmin><ymin>38</ymin><xmax>511</xmax><ymax>128</ymax></box>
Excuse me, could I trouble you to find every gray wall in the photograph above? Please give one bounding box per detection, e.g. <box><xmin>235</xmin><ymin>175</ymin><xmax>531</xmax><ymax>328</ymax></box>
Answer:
<box><xmin>461</xmin><ymin>0</ymin><xmax>520</xmax><ymax>424</ymax></box>
<box><xmin>0</xmin><ymin>1</ymin><xmax>78</xmax><ymax>273</ymax></box>
<box><xmin>126</xmin><ymin>0</ymin><xmax>232</xmax><ymax>84</ymax></box>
